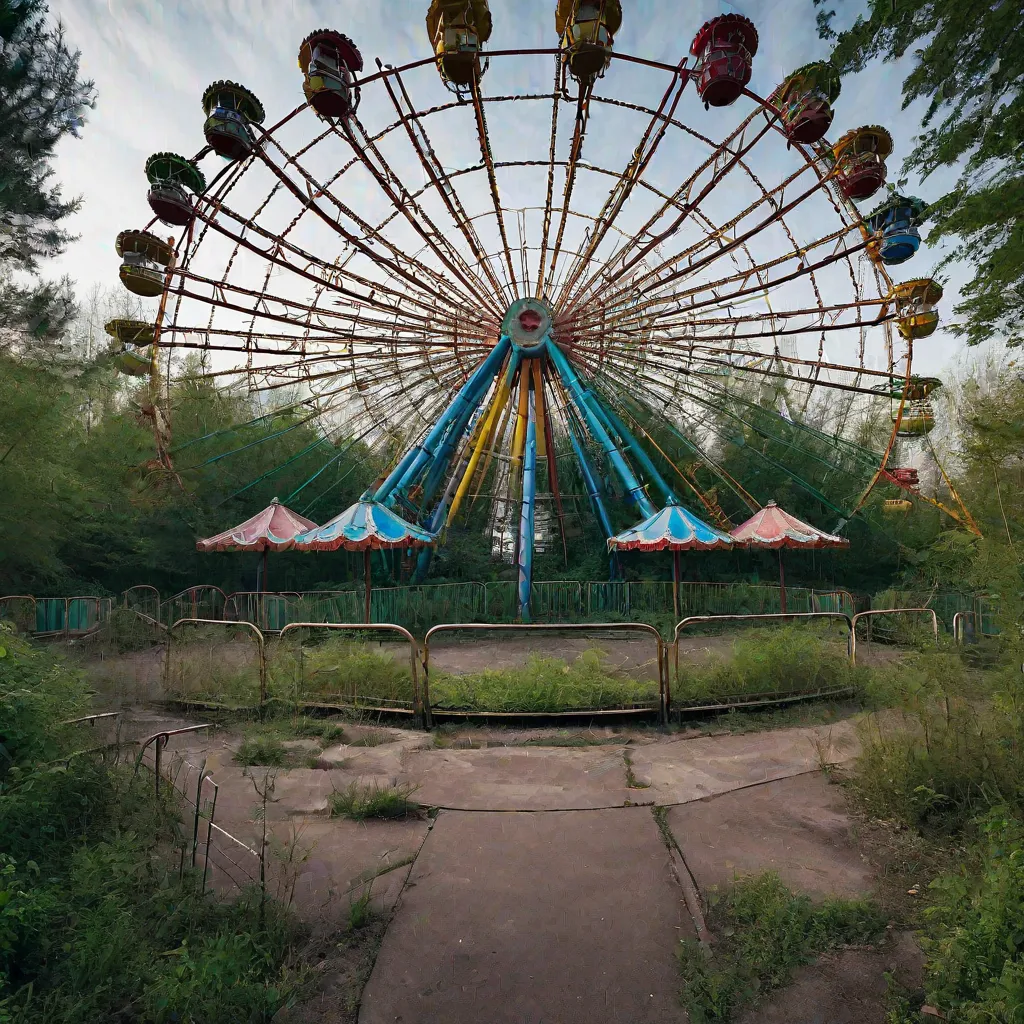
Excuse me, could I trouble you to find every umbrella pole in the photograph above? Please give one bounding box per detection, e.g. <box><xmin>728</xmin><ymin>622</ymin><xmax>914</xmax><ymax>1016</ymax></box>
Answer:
<box><xmin>778</xmin><ymin>548</ymin><xmax>787</xmax><ymax>614</ymax></box>
<box><xmin>364</xmin><ymin>549</ymin><xmax>372</xmax><ymax>625</ymax></box>
<box><xmin>672</xmin><ymin>549</ymin><xmax>681</xmax><ymax>621</ymax></box>
<box><xmin>262</xmin><ymin>548</ymin><xmax>268</xmax><ymax>594</ymax></box>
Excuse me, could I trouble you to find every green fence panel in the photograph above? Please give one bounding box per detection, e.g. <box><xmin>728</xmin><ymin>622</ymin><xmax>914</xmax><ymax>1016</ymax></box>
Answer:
<box><xmin>483</xmin><ymin>582</ymin><xmax>519</xmax><ymax>623</ymax></box>
<box><xmin>36</xmin><ymin>598</ymin><xmax>65</xmax><ymax>633</ymax></box>
<box><xmin>286</xmin><ymin>591</ymin><xmax>363</xmax><ymax>625</ymax></box>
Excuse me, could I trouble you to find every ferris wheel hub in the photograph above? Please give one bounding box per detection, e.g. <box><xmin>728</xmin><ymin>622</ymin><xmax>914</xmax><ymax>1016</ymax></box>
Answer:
<box><xmin>502</xmin><ymin>297</ymin><xmax>553</xmax><ymax>351</ymax></box>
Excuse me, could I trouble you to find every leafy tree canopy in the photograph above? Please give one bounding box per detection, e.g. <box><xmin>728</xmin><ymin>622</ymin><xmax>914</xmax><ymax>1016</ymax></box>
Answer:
<box><xmin>816</xmin><ymin>0</ymin><xmax>1023</xmax><ymax>347</ymax></box>
<box><xmin>0</xmin><ymin>0</ymin><xmax>94</xmax><ymax>352</ymax></box>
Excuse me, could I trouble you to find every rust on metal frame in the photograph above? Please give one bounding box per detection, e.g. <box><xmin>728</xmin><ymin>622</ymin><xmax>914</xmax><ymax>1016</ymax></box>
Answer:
<box><xmin>672</xmin><ymin>612</ymin><xmax>854</xmax><ymax>685</ymax></box>
<box><xmin>167</xmin><ymin>616</ymin><xmax>267</xmax><ymax>704</ymax></box>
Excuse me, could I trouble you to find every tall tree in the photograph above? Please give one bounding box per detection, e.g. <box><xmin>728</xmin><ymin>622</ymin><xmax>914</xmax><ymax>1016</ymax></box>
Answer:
<box><xmin>0</xmin><ymin>0</ymin><xmax>94</xmax><ymax>354</ymax></box>
<box><xmin>816</xmin><ymin>0</ymin><xmax>1023</xmax><ymax>347</ymax></box>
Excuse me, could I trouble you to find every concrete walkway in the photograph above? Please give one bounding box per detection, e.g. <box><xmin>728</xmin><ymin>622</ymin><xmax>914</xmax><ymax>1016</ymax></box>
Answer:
<box><xmin>361</xmin><ymin>808</ymin><xmax>691</xmax><ymax>1024</ymax></box>
<box><xmin>137</xmin><ymin>714</ymin><xmax>899</xmax><ymax>1023</ymax></box>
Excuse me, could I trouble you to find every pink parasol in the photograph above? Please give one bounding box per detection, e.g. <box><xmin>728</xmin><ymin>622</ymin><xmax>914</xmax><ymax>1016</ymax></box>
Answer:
<box><xmin>730</xmin><ymin>500</ymin><xmax>849</xmax><ymax>612</ymax></box>
<box><xmin>196</xmin><ymin>498</ymin><xmax>318</xmax><ymax>592</ymax></box>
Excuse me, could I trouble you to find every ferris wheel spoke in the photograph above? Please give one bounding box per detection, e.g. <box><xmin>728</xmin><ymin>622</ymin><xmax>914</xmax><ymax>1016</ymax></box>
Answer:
<box><xmin>534</xmin><ymin>57</ymin><xmax>563</xmax><ymax>301</ymax></box>
<box><xmin>251</xmin><ymin>125</ymin><xmax>490</xmax><ymax>323</ymax></box>
<box><xmin>563</xmin><ymin>105</ymin><xmax>775</xmax><ymax>316</ymax></box>
<box><xmin>554</xmin><ymin>61</ymin><xmax>688</xmax><ymax>311</ymax></box>
<box><xmin>469</xmin><ymin>76</ymin><xmax>520</xmax><ymax>299</ymax></box>
<box><xmin>190</xmin><ymin>196</ymin><xmax>487</xmax><ymax>331</ymax></box>
<box><xmin>595</xmin><ymin>159</ymin><xmax>834</xmax><ymax>313</ymax></box>
<box><xmin>383</xmin><ymin>67</ymin><xmax>512</xmax><ymax>305</ymax></box>
<box><xmin>339</xmin><ymin>114</ymin><xmax>502</xmax><ymax>317</ymax></box>
<box><xmin>599</xmin><ymin>358</ymin><xmax>877</xmax><ymax>486</ymax></box>
<box><xmin>169</xmin><ymin>273</ymin><xmax>472</xmax><ymax>350</ymax></box>
<box><xmin>542</xmin><ymin>85</ymin><xmax>594</xmax><ymax>300</ymax></box>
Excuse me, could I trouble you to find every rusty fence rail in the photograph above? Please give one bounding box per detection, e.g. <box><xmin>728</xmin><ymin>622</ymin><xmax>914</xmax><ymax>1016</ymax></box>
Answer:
<box><xmin>672</xmin><ymin>612</ymin><xmax>855</xmax><ymax>713</ymax></box>
<box><xmin>166</xmin><ymin>618</ymin><xmax>268</xmax><ymax>707</ymax></box>
<box><xmin>849</xmin><ymin>608</ymin><xmax>938</xmax><ymax>666</ymax></box>
<box><xmin>132</xmin><ymin>723</ymin><xmax>260</xmax><ymax>891</ymax></box>
<box><xmin>277</xmin><ymin>622</ymin><xmax>425</xmax><ymax>725</ymax></box>
<box><xmin>423</xmin><ymin>621</ymin><xmax>668</xmax><ymax>724</ymax></box>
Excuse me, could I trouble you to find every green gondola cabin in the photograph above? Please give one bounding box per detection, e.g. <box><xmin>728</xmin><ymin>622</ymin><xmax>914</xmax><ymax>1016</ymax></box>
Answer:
<box><xmin>145</xmin><ymin>152</ymin><xmax>206</xmax><ymax>227</ymax></box>
<box><xmin>116</xmin><ymin>230</ymin><xmax>172</xmax><ymax>298</ymax></box>
<box><xmin>770</xmin><ymin>62</ymin><xmax>840</xmax><ymax>144</ymax></box>
<box><xmin>201</xmin><ymin>81</ymin><xmax>265</xmax><ymax>161</ymax></box>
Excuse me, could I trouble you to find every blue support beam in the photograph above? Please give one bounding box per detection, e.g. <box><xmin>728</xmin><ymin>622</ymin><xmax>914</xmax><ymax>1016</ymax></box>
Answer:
<box><xmin>546</xmin><ymin>339</ymin><xmax>658</xmax><ymax>518</ymax></box>
<box><xmin>374</xmin><ymin>336</ymin><xmax>512</xmax><ymax>505</ymax></box>
<box><xmin>517</xmin><ymin>387</ymin><xmax>537</xmax><ymax>622</ymax></box>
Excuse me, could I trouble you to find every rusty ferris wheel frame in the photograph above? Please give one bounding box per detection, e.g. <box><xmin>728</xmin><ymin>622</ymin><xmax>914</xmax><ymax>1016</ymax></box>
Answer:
<box><xmin>137</xmin><ymin>44</ymin><xmax>950</xmax><ymax>554</ymax></box>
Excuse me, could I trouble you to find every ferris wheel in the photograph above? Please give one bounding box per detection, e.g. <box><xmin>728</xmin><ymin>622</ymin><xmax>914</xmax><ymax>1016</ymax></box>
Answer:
<box><xmin>105</xmin><ymin>0</ymin><xmax>980</xmax><ymax>599</ymax></box>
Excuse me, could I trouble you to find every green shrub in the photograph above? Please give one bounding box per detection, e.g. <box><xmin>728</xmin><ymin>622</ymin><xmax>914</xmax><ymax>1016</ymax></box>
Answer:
<box><xmin>678</xmin><ymin>873</ymin><xmax>887</xmax><ymax>1022</ymax></box>
<box><xmin>233</xmin><ymin>736</ymin><xmax>292</xmax><ymax>768</ymax></box>
<box><xmin>0</xmin><ymin>627</ymin><xmax>88</xmax><ymax>765</ymax></box>
<box><xmin>329</xmin><ymin>782</ymin><xmax>418</xmax><ymax>821</ymax></box>
<box><xmin>676</xmin><ymin>626</ymin><xmax>860</xmax><ymax>705</ymax></box>
<box><xmin>429</xmin><ymin>649</ymin><xmax>656</xmax><ymax>713</ymax></box>
<box><xmin>0</xmin><ymin>628</ymin><xmax>306</xmax><ymax>1022</ymax></box>
<box><xmin>921</xmin><ymin>810</ymin><xmax>1024</xmax><ymax>1022</ymax></box>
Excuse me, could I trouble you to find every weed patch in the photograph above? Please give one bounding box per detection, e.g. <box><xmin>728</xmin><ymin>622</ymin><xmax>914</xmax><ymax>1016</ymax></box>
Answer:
<box><xmin>676</xmin><ymin>626</ymin><xmax>861</xmax><ymax>705</ymax></box>
<box><xmin>429</xmin><ymin>649</ymin><xmax>657</xmax><ymax>713</ymax></box>
<box><xmin>329</xmin><ymin>782</ymin><xmax>419</xmax><ymax>821</ymax></box>
<box><xmin>678</xmin><ymin>873</ymin><xmax>886</xmax><ymax>1022</ymax></box>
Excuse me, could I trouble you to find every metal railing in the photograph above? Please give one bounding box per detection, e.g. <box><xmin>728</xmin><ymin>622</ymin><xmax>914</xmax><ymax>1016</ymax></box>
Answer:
<box><xmin>159</xmin><ymin>586</ymin><xmax>228</xmax><ymax>627</ymax></box>
<box><xmin>277</xmin><ymin>622</ymin><xmax>424</xmax><ymax>724</ymax></box>
<box><xmin>132</xmin><ymin>724</ymin><xmax>260</xmax><ymax>891</ymax></box>
<box><xmin>422</xmin><ymin>621</ymin><xmax>668</xmax><ymax>723</ymax></box>
<box><xmin>672</xmin><ymin>612</ymin><xmax>855</xmax><ymax>712</ymax></box>
<box><xmin>123</xmin><ymin>584</ymin><xmax>161</xmax><ymax>620</ymax></box>
<box><xmin>0</xmin><ymin>595</ymin><xmax>36</xmax><ymax>632</ymax></box>
<box><xmin>850</xmin><ymin>608</ymin><xmax>938</xmax><ymax>665</ymax></box>
<box><xmin>166</xmin><ymin>618</ymin><xmax>267</xmax><ymax>706</ymax></box>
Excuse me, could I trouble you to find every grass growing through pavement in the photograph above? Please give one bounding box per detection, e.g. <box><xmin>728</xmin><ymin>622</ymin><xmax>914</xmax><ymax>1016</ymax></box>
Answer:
<box><xmin>676</xmin><ymin>626</ymin><xmax>862</xmax><ymax>706</ymax></box>
<box><xmin>678</xmin><ymin>873</ymin><xmax>887</xmax><ymax>1022</ymax></box>
<box><xmin>429</xmin><ymin>649</ymin><xmax>656</xmax><ymax>713</ymax></box>
<box><xmin>233</xmin><ymin>715</ymin><xmax>350</xmax><ymax>768</ymax></box>
<box><xmin>844</xmin><ymin>644</ymin><xmax>1024</xmax><ymax>1022</ymax></box>
<box><xmin>329</xmin><ymin>782</ymin><xmax>419</xmax><ymax>821</ymax></box>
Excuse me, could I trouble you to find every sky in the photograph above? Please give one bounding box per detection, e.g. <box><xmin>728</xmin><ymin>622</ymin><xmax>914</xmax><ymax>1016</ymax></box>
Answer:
<box><xmin>47</xmin><ymin>0</ymin><xmax>978</xmax><ymax>385</ymax></box>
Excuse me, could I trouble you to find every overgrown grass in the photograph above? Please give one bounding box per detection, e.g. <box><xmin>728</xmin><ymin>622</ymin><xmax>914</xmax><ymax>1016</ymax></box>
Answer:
<box><xmin>0</xmin><ymin>627</ymin><xmax>307</xmax><ymax>1022</ymax></box>
<box><xmin>269</xmin><ymin>636</ymin><xmax>415</xmax><ymax>708</ymax></box>
<box><xmin>163</xmin><ymin>632</ymin><xmax>416</xmax><ymax>710</ymax></box>
<box><xmin>678</xmin><ymin>873</ymin><xmax>887</xmax><ymax>1022</ymax></box>
<box><xmin>852</xmin><ymin>648</ymin><xmax>1023</xmax><ymax>829</ymax></box>
<box><xmin>848</xmin><ymin>640</ymin><xmax>1024</xmax><ymax>1021</ymax></box>
<box><xmin>429</xmin><ymin>649</ymin><xmax>657</xmax><ymax>713</ymax></box>
<box><xmin>921</xmin><ymin>809</ymin><xmax>1024</xmax><ymax>1022</ymax></box>
<box><xmin>676</xmin><ymin>626</ymin><xmax>862</xmax><ymax>706</ymax></box>
<box><xmin>329</xmin><ymin>782</ymin><xmax>419</xmax><ymax>821</ymax></box>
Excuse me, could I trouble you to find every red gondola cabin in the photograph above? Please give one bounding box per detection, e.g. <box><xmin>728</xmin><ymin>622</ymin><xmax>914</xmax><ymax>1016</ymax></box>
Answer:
<box><xmin>690</xmin><ymin>14</ymin><xmax>758</xmax><ymax>109</ymax></box>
